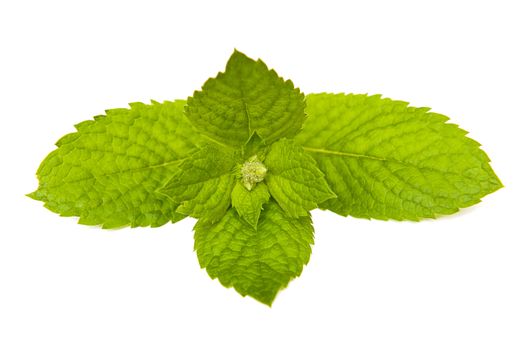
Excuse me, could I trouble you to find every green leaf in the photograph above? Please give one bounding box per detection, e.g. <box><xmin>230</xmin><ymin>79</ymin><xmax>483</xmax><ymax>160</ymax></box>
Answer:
<box><xmin>295</xmin><ymin>93</ymin><xmax>503</xmax><ymax>220</ymax></box>
<box><xmin>231</xmin><ymin>181</ymin><xmax>270</xmax><ymax>228</ymax></box>
<box><xmin>241</xmin><ymin>132</ymin><xmax>267</xmax><ymax>160</ymax></box>
<box><xmin>159</xmin><ymin>145</ymin><xmax>237</xmax><ymax>222</ymax></box>
<box><xmin>194</xmin><ymin>200</ymin><xmax>313</xmax><ymax>306</ymax></box>
<box><xmin>28</xmin><ymin>100</ymin><xmax>202</xmax><ymax>228</ymax></box>
<box><xmin>186</xmin><ymin>50</ymin><xmax>306</xmax><ymax>148</ymax></box>
<box><xmin>265</xmin><ymin>138</ymin><xmax>336</xmax><ymax>217</ymax></box>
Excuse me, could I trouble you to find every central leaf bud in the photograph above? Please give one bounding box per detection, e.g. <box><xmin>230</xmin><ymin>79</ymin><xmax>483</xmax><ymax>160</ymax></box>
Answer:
<box><xmin>241</xmin><ymin>155</ymin><xmax>267</xmax><ymax>191</ymax></box>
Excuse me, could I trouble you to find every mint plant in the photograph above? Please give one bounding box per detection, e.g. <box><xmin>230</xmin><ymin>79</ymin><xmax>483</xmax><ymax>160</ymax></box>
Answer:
<box><xmin>29</xmin><ymin>50</ymin><xmax>502</xmax><ymax>306</ymax></box>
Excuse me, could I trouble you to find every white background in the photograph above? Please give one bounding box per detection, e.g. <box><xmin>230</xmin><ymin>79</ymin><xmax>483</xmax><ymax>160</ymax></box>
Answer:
<box><xmin>1</xmin><ymin>0</ymin><xmax>524</xmax><ymax>349</ymax></box>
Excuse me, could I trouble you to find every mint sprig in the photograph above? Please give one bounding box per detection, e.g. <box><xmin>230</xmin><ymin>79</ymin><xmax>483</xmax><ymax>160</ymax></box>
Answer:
<box><xmin>29</xmin><ymin>50</ymin><xmax>502</xmax><ymax>305</ymax></box>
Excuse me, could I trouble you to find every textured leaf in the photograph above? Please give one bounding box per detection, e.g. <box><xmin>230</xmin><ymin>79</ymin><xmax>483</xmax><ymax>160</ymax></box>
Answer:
<box><xmin>186</xmin><ymin>50</ymin><xmax>306</xmax><ymax>147</ymax></box>
<box><xmin>160</xmin><ymin>145</ymin><xmax>237</xmax><ymax>222</ymax></box>
<box><xmin>295</xmin><ymin>93</ymin><xmax>503</xmax><ymax>220</ymax></box>
<box><xmin>265</xmin><ymin>138</ymin><xmax>336</xmax><ymax>217</ymax></box>
<box><xmin>29</xmin><ymin>100</ymin><xmax>202</xmax><ymax>228</ymax></box>
<box><xmin>231</xmin><ymin>181</ymin><xmax>270</xmax><ymax>228</ymax></box>
<box><xmin>194</xmin><ymin>200</ymin><xmax>313</xmax><ymax>306</ymax></box>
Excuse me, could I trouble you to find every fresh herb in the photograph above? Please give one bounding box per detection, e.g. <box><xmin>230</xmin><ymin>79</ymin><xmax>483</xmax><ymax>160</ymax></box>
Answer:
<box><xmin>29</xmin><ymin>50</ymin><xmax>502</xmax><ymax>306</ymax></box>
